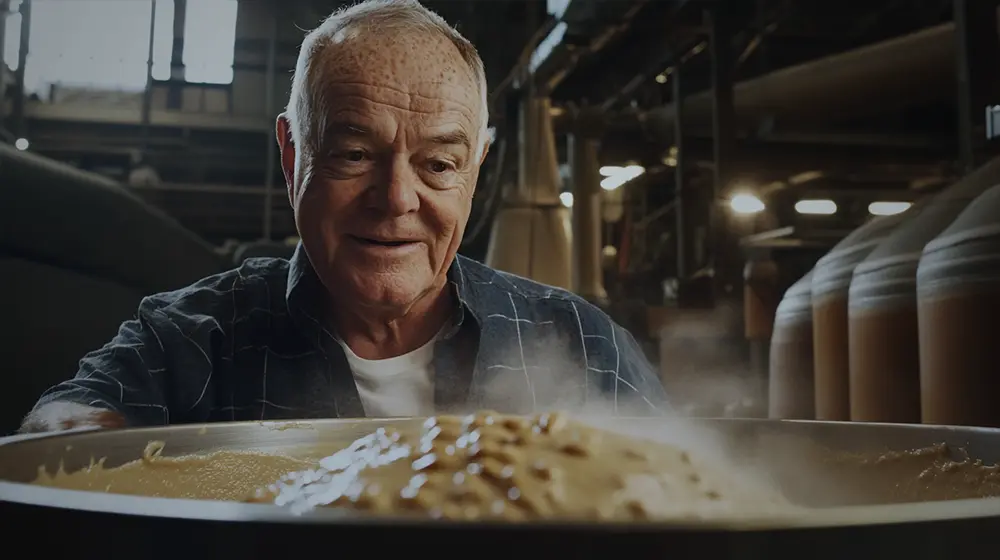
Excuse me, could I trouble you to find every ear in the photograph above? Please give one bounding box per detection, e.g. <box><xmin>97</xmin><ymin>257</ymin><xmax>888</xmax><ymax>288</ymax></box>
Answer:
<box><xmin>275</xmin><ymin>113</ymin><xmax>296</xmax><ymax>205</ymax></box>
<box><xmin>478</xmin><ymin>127</ymin><xmax>493</xmax><ymax>166</ymax></box>
<box><xmin>478</xmin><ymin>140</ymin><xmax>490</xmax><ymax>166</ymax></box>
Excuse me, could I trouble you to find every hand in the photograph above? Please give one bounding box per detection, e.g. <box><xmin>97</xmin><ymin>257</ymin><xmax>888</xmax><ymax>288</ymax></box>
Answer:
<box><xmin>20</xmin><ymin>402</ymin><xmax>127</xmax><ymax>433</ymax></box>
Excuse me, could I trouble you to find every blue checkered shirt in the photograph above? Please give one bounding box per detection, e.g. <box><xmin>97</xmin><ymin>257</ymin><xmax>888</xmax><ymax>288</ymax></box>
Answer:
<box><xmin>32</xmin><ymin>244</ymin><xmax>667</xmax><ymax>425</ymax></box>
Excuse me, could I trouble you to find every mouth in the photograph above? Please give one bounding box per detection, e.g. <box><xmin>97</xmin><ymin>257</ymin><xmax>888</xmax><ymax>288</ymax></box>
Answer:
<box><xmin>349</xmin><ymin>235</ymin><xmax>417</xmax><ymax>248</ymax></box>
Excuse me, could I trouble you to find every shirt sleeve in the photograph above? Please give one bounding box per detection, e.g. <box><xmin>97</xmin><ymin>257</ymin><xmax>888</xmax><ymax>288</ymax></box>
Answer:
<box><xmin>30</xmin><ymin>295</ymin><xmax>220</xmax><ymax>426</ymax></box>
<box><xmin>612</xmin><ymin>321</ymin><xmax>670</xmax><ymax>415</ymax></box>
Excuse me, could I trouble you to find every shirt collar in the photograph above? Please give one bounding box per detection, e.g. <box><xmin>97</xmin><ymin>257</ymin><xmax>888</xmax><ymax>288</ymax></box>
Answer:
<box><xmin>286</xmin><ymin>242</ymin><xmax>480</xmax><ymax>344</ymax></box>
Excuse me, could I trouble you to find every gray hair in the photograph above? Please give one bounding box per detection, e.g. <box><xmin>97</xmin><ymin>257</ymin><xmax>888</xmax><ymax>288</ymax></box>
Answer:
<box><xmin>286</xmin><ymin>0</ymin><xmax>489</xmax><ymax>159</ymax></box>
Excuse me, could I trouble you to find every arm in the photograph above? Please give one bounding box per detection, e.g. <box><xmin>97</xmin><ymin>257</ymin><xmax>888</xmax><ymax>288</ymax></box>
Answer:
<box><xmin>20</xmin><ymin>296</ymin><xmax>216</xmax><ymax>432</ymax></box>
<box><xmin>19</xmin><ymin>402</ymin><xmax>128</xmax><ymax>433</ymax></box>
<box><xmin>612</xmin><ymin>322</ymin><xmax>670</xmax><ymax>415</ymax></box>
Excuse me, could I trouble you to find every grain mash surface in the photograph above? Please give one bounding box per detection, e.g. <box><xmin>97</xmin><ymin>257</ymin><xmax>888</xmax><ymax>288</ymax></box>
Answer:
<box><xmin>34</xmin><ymin>442</ymin><xmax>314</xmax><ymax>501</ymax></box>
<box><xmin>248</xmin><ymin>411</ymin><xmax>792</xmax><ymax>520</ymax></box>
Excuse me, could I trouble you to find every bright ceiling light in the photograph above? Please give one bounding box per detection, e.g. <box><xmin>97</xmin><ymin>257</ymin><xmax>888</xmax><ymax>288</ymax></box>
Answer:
<box><xmin>868</xmin><ymin>201</ymin><xmax>912</xmax><ymax>216</ymax></box>
<box><xmin>795</xmin><ymin>199</ymin><xmax>837</xmax><ymax>215</ymax></box>
<box><xmin>14</xmin><ymin>138</ymin><xmax>29</xmax><ymax>151</ymax></box>
<box><xmin>729</xmin><ymin>193</ymin><xmax>765</xmax><ymax>215</ymax></box>
<box><xmin>599</xmin><ymin>165</ymin><xmax>644</xmax><ymax>191</ymax></box>
<box><xmin>559</xmin><ymin>191</ymin><xmax>574</xmax><ymax>208</ymax></box>
<box><xmin>600</xmin><ymin>175</ymin><xmax>628</xmax><ymax>191</ymax></box>
<box><xmin>599</xmin><ymin>164</ymin><xmax>644</xmax><ymax>176</ymax></box>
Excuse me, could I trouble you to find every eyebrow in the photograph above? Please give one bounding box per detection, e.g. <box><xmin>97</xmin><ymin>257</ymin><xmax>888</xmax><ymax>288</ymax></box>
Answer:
<box><xmin>326</xmin><ymin>121</ymin><xmax>370</xmax><ymax>137</ymax></box>
<box><xmin>323</xmin><ymin>121</ymin><xmax>472</xmax><ymax>151</ymax></box>
<box><xmin>428</xmin><ymin>130</ymin><xmax>471</xmax><ymax>151</ymax></box>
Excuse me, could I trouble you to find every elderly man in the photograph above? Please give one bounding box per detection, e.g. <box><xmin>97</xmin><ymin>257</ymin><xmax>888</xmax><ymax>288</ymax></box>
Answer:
<box><xmin>21</xmin><ymin>0</ymin><xmax>666</xmax><ymax>433</ymax></box>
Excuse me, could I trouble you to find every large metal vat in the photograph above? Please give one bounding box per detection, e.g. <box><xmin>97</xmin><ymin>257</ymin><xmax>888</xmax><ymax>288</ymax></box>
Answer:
<box><xmin>918</xmin><ymin>183</ymin><xmax>1000</xmax><ymax>427</ymax></box>
<box><xmin>849</xmin><ymin>157</ymin><xmax>1000</xmax><ymax>423</ymax></box>
<box><xmin>2</xmin><ymin>418</ymin><xmax>1000</xmax><ymax>558</ymax></box>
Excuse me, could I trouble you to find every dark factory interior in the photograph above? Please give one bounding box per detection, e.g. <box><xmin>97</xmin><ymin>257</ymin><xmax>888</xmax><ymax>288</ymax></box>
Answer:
<box><xmin>2</xmin><ymin>0</ymin><xmax>1000</xmax><ymax>552</ymax></box>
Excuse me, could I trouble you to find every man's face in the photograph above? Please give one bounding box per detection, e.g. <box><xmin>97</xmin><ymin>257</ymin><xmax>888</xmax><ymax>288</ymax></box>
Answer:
<box><xmin>277</xmin><ymin>31</ymin><xmax>487</xmax><ymax>311</ymax></box>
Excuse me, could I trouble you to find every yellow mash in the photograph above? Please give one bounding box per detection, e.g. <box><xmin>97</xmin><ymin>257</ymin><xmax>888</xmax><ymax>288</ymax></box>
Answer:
<box><xmin>248</xmin><ymin>411</ymin><xmax>792</xmax><ymax>520</ymax></box>
<box><xmin>34</xmin><ymin>440</ymin><xmax>315</xmax><ymax>501</ymax></box>
<box><xmin>34</xmin><ymin>411</ymin><xmax>794</xmax><ymax>520</ymax></box>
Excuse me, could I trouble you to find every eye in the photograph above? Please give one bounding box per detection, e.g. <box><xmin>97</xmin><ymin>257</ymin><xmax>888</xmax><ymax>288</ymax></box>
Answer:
<box><xmin>428</xmin><ymin>160</ymin><xmax>452</xmax><ymax>173</ymax></box>
<box><xmin>343</xmin><ymin>149</ymin><xmax>366</xmax><ymax>162</ymax></box>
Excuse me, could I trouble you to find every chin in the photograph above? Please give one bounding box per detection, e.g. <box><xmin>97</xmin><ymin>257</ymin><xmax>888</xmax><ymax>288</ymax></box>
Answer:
<box><xmin>347</xmin><ymin>273</ymin><xmax>430</xmax><ymax>310</ymax></box>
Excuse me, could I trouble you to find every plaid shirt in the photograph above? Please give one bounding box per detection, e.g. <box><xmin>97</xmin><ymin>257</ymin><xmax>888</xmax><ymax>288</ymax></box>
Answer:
<box><xmin>33</xmin><ymin>244</ymin><xmax>667</xmax><ymax>425</ymax></box>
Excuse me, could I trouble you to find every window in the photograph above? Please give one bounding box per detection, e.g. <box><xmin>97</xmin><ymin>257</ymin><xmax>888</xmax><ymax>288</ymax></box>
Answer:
<box><xmin>546</xmin><ymin>0</ymin><xmax>571</xmax><ymax>19</ymax></box>
<box><xmin>23</xmin><ymin>0</ymin><xmax>155</xmax><ymax>96</ymax></box>
<box><xmin>183</xmin><ymin>0</ymin><xmax>238</xmax><ymax>85</ymax></box>
<box><xmin>4</xmin><ymin>0</ymin><xmax>233</xmax><ymax>93</ymax></box>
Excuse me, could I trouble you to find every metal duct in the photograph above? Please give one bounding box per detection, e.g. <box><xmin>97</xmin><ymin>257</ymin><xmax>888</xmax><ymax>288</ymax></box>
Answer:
<box><xmin>0</xmin><ymin>143</ymin><xmax>226</xmax><ymax>294</ymax></box>
<box><xmin>645</xmin><ymin>22</ymin><xmax>959</xmax><ymax>135</ymax></box>
<box><xmin>486</xmin><ymin>96</ymin><xmax>572</xmax><ymax>289</ymax></box>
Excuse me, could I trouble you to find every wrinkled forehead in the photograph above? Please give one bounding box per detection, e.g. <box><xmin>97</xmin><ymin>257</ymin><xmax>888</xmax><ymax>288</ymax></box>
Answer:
<box><xmin>309</xmin><ymin>30</ymin><xmax>483</xmax><ymax>131</ymax></box>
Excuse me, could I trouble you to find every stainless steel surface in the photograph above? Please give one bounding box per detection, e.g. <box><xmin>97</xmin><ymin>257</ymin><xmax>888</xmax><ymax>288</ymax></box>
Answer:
<box><xmin>2</xmin><ymin>418</ymin><xmax>1000</xmax><ymax>529</ymax></box>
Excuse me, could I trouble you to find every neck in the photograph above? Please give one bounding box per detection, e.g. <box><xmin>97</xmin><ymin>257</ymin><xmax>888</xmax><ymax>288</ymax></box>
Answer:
<box><xmin>332</xmin><ymin>282</ymin><xmax>453</xmax><ymax>360</ymax></box>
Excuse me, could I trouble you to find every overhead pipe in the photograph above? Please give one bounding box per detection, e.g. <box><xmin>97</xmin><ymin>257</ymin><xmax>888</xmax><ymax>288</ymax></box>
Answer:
<box><xmin>528</xmin><ymin>0</ymin><xmax>649</xmax><ymax>94</ymax></box>
<box><xmin>602</xmin><ymin>38</ymin><xmax>705</xmax><ymax>112</ymax></box>
<box><xmin>644</xmin><ymin>22</ymin><xmax>960</xmax><ymax>136</ymax></box>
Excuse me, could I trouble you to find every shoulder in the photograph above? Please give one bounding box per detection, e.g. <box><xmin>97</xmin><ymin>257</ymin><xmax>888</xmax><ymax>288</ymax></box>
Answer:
<box><xmin>455</xmin><ymin>256</ymin><xmax>616</xmax><ymax>333</ymax></box>
<box><xmin>140</xmin><ymin>257</ymin><xmax>289</xmax><ymax>321</ymax></box>
<box><xmin>456</xmin><ymin>257</ymin><xmax>667</xmax><ymax>411</ymax></box>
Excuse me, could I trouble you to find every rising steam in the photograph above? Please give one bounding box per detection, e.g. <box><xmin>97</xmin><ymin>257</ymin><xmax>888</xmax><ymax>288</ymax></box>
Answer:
<box><xmin>452</xmin><ymin>313</ymin><xmax>855</xmax><ymax>509</ymax></box>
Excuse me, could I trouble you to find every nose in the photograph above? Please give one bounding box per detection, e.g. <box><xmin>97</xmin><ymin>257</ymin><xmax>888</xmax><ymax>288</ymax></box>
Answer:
<box><xmin>367</xmin><ymin>156</ymin><xmax>420</xmax><ymax>216</ymax></box>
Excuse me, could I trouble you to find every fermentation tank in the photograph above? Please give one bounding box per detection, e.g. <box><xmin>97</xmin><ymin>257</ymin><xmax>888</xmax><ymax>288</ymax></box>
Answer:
<box><xmin>917</xmin><ymin>183</ymin><xmax>1000</xmax><ymax>427</ymax></box>
<box><xmin>769</xmin><ymin>270</ymin><xmax>815</xmax><ymax>419</ymax></box>
<box><xmin>811</xmin><ymin>213</ymin><xmax>911</xmax><ymax>420</ymax></box>
<box><xmin>849</xmin><ymin>157</ymin><xmax>1000</xmax><ymax>423</ymax></box>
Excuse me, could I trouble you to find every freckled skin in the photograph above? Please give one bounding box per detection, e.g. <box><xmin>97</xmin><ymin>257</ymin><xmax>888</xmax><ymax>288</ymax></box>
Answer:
<box><xmin>276</xmin><ymin>30</ymin><xmax>487</xmax><ymax>357</ymax></box>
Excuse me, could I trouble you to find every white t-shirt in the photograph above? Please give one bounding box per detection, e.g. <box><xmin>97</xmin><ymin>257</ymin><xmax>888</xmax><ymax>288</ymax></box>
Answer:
<box><xmin>336</xmin><ymin>334</ymin><xmax>438</xmax><ymax>417</ymax></box>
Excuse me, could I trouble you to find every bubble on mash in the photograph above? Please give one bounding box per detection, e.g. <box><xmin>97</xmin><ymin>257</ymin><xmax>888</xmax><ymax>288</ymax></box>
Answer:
<box><xmin>249</xmin><ymin>411</ymin><xmax>793</xmax><ymax>520</ymax></box>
